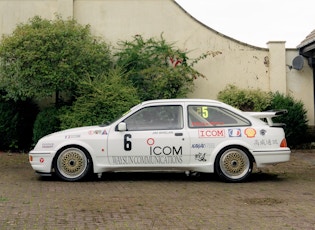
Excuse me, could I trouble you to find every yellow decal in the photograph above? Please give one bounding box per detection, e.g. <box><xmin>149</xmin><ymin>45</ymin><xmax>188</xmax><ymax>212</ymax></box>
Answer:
<box><xmin>197</xmin><ymin>106</ymin><xmax>209</xmax><ymax>118</ymax></box>
<box><xmin>245</xmin><ymin>128</ymin><xmax>256</xmax><ymax>138</ymax></box>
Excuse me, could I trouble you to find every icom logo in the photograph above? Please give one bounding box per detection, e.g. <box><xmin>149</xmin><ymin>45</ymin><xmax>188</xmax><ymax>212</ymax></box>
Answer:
<box><xmin>198</xmin><ymin>129</ymin><xmax>225</xmax><ymax>138</ymax></box>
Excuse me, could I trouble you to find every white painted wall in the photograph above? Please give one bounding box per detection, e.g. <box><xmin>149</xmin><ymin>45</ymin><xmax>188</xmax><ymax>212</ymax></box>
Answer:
<box><xmin>0</xmin><ymin>0</ymin><xmax>313</xmax><ymax>124</ymax></box>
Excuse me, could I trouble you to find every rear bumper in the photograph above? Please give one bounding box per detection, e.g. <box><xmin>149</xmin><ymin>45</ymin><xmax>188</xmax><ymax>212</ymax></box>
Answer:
<box><xmin>252</xmin><ymin>148</ymin><xmax>291</xmax><ymax>167</ymax></box>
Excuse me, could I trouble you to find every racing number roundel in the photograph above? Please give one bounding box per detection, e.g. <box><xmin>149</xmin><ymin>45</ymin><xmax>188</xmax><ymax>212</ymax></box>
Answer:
<box><xmin>147</xmin><ymin>138</ymin><xmax>155</xmax><ymax>146</ymax></box>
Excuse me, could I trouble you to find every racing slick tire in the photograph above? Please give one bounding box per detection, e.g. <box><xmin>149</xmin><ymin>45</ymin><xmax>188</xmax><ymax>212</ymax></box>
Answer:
<box><xmin>215</xmin><ymin>146</ymin><xmax>253</xmax><ymax>182</ymax></box>
<box><xmin>53</xmin><ymin>146</ymin><xmax>92</xmax><ymax>182</ymax></box>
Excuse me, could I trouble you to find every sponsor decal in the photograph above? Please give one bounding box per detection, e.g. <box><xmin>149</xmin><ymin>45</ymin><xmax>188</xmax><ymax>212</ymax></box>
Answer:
<box><xmin>39</xmin><ymin>158</ymin><xmax>45</xmax><ymax>163</ymax></box>
<box><xmin>88</xmin><ymin>130</ymin><xmax>102</xmax><ymax>135</ymax></box>
<box><xmin>112</xmin><ymin>155</ymin><xmax>183</xmax><ymax>165</ymax></box>
<box><xmin>191</xmin><ymin>143</ymin><xmax>215</xmax><ymax>149</ymax></box>
<box><xmin>65</xmin><ymin>135</ymin><xmax>80</xmax><ymax>139</ymax></box>
<box><xmin>102</xmin><ymin>130</ymin><xmax>108</xmax><ymax>135</ymax></box>
<box><xmin>42</xmin><ymin>143</ymin><xmax>54</xmax><ymax>148</ymax></box>
<box><xmin>228</xmin><ymin>128</ymin><xmax>242</xmax><ymax>137</ymax></box>
<box><xmin>198</xmin><ymin>129</ymin><xmax>225</xmax><ymax>138</ymax></box>
<box><xmin>254</xmin><ymin>139</ymin><xmax>279</xmax><ymax>146</ymax></box>
<box><xmin>260</xmin><ymin>129</ymin><xmax>267</xmax><ymax>136</ymax></box>
<box><xmin>244</xmin><ymin>128</ymin><xmax>256</xmax><ymax>138</ymax></box>
<box><xmin>195</xmin><ymin>153</ymin><xmax>207</xmax><ymax>162</ymax></box>
<box><xmin>191</xmin><ymin>121</ymin><xmax>224</xmax><ymax>127</ymax></box>
<box><xmin>146</xmin><ymin>138</ymin><xmax>182</xmax><ymax>156</ymax></box>
<box><xmin>114</xmin><ymin>137</ymin><xmax>183</xmax><ymax>165</ymax></box>
<box><xmin>149</xmin><ymin>145</ymin><xmax>182</xmax><ymax>156</ymax></box>
<box><xmin>146</xmin><ymin>138</ymin><xmax>155</xmax><ymax>146</ymax></box>
<box><xmin>152</xmin><ymin>131</ymin><xmax>173</xmax><ymax>134</ymax></box>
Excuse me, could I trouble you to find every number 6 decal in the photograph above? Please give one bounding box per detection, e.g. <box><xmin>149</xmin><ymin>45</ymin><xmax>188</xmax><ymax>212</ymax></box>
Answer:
<box><xmin>124</xmin><ymin>134</ymin><xmax>132</xmax><ymax>151</ymax></box>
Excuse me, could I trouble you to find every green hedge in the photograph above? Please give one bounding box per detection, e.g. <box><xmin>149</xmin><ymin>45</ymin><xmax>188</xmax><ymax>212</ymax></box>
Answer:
<box><xmin>218</xmin><ymin>85</ymin><xmax>308</xmax><ymax>147</ymax></box>
<box><xmin>0</xmin><ymin>100</ymin><xmax>38</xmax><ymax>151</ymax></box>
<box><xmin>33</xmin><ymin>107</ymin><xmax>61</xmax><ymax>144</ymax></box>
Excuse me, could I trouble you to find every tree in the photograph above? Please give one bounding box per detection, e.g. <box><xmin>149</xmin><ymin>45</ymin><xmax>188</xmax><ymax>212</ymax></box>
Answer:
<box><xmin>0</xmin><ymin>15</ymin><xmax>112</xmax><ymax>106</ymax></box>
<box><xmin>115</xmin><ymin>34</ymin><xmax>221</xmax><ymax>101</ymax></box>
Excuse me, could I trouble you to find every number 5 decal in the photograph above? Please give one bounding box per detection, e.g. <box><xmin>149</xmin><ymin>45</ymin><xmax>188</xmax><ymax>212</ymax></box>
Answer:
<box><xmin>202</xmin><ymin>106</ymin><xmax>208</xmax><ymax>118</ymax></box>
<box><xmin>197</xmin><ymin>106</ymin><xmax>209</xmax><ymax>118</ymax></box>
<box><xmin>124</xmin><ymin>134</ymin><xmax>132</xmax><ymax>151</ymax></box>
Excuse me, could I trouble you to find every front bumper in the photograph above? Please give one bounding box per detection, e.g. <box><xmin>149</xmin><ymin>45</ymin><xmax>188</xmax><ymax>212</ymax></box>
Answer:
<box><xmin>29</xmin><ymin>151</ymin><xmax>55</xmax><ymax>173</ymax></box>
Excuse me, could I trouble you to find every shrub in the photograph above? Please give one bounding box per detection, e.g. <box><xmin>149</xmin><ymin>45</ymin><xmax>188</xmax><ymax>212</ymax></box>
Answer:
<box><xmin>217</xmin><ymin>85</ymin><xmax>309</xmax><ymax>147</ymax></box>
<box><xmin>115</xmin><ymin>34</ymin><xmax>221</xmax><ymax>101</ymax></box>
<box><xmin>0</xmin><ymin>99</ymin><xmax>38</xmax><ymax>151</ymax></box>
<box><xmin>217</xmin><ymin>85</ymin><xmax>272</xmax><ymax>111</ymax></box>
<box><xmin>60</xmin><ymin>69</ymin><xmax>140</xmax><ymax>130</ymax></box>
<box><xmin>0</xmin><ymin>15</ymin><xmax>112</xmax><ymax>106</ymax></box>
<box><xmin>33</xmin><ymin>107</ymin><xmax>61</xmax><ymax>144</ymax></box>
<box><xmin>268</xmin><ymin>92</ymin><xmax>308</xmax><ymax>147</ymax></box>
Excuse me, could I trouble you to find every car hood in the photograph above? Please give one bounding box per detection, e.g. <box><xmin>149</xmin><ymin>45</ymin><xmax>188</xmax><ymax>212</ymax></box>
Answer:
<box><xmin>40</xmin><ymin>125</ymin><xmax>110</xmax><ymax>141</ymax></box>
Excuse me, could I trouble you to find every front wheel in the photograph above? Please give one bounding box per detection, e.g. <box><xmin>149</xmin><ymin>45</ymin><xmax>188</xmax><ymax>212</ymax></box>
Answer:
<box><xmin>53</xmin><ymin>147</ymin><xmax>92</xmax><ymax>182</ymax></box>
<box><xmin>215</xmin><ymin>147</ymin><xmax>253</xmax><ymax>182</ymax></box>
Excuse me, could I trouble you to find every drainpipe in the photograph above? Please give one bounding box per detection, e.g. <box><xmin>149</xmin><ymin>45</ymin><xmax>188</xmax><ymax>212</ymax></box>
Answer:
<box><xmin>310</xmin><ymin>58</ymin><xmax>315</xmax><ymax>119</ymax></box>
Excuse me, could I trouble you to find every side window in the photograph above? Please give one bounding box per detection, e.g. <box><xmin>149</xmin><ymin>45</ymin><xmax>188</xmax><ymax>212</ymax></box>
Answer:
<box><xmin>124</xmin><ymin>105</ymin><xmax>183</xmax><ymax>131</ymax></box>
<box><xmin>188</xmin><ymin>105</ymin><xmax>250</xmax><ymax>128</ymax></box>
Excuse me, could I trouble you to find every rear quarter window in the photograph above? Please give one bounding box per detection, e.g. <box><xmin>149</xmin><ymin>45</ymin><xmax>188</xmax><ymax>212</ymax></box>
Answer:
<box><xmin>188</xmin><ymin>105</ymin><xmax>250</xmax><ymax>128</ymax></box>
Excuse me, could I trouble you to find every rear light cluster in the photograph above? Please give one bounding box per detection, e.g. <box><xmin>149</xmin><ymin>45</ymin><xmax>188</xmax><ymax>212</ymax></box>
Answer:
<box><xmin>280</xmin><ymin>138</ymin><xmax>287</xmax><ymax>147</ymax></box>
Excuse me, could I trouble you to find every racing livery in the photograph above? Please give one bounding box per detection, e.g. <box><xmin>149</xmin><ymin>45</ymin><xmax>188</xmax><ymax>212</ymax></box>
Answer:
<box><xmin>29</xmin><ymin>99</ymin><xmax>291</xmax><ymax>182</ymax></box>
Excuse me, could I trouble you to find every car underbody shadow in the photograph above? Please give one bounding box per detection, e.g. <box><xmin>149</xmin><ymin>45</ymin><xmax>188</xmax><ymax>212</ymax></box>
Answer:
<box><xmin>35</xmin><ymin>170</ymin><xmax>287</xmax><ymax>183</ymax></box>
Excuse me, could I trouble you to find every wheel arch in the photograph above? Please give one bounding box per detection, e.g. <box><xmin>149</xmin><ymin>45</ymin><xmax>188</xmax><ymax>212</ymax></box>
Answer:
<box><xmin>52</xmin><ymin>144</ymin><xmax>94</xmax><ymax>172</ymax></box>
<box><xmin>214</xmin><ymin>144</ymin><xmax>255</xmax><ymax>165</ymax></box>
<box><xmin>209</xmin><ymin>140</ymin><xmax>255</xmax><ymax>165</ymax></box>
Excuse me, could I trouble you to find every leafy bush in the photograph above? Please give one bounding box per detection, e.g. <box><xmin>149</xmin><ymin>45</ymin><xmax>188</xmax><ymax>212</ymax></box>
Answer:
<box><xmin>217</xmin><ymin>85</ymin><xmax>272</xmax><ymax>111</ymax></box>
<box><xmin>0</xmin><ymin>99</ymin><xmax>38</xmax><ymax>151</ymax></box>
<box><xmin>60</xmin><ymin>69</ymin><xmax>140</xmax><ymax>130</ymax></box>
<box><xmin>0</xmin><ymin>15</ymin><xmax>112</xmax><ymax>105</ymax></box>
<box><xmin>269</xmin><ymin>92</ymin><xmax>308</xmax><ymax>147</ymax></box>
<box><xmin>0</xmin><ymin>17</ymin><xmax>221</xmax><ymax>150</ymax></box>
<box><xmin>33</xmin><ymin>107</ymin><xmax>61</xmax><ymax>144</ymax></box>
<box><xmin>217</xmin><ymin>85</ymin><xmax>308</xmax><ymax>147</ymax></box>
<box><xmin>115</xmin><ymin>34</ymin><xmax>221</xmax><ymax>101</ymax></box>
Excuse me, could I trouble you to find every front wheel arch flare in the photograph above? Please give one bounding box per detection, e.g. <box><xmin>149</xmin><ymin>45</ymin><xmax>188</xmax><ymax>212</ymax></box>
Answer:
<box><xmin>53</xmin><ymin>145</ymin><xmax>93</xmax><ymax>181</ymax></box>
<box><xmin>215</xmin><ymin>145</ymin><xmax>254</xmax><ymax>182</ymax></box>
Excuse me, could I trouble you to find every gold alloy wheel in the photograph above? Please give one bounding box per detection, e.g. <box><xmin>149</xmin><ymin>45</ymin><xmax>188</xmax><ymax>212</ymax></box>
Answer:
<box><xmin>56</xmin><ymin>148</ymin><xmax>88</xmax><ymax>179</ymax></box>
<box><xmin>219</xmin><ymin>148</ymin><xmax>250</xmax><ymax>180</ymax></box>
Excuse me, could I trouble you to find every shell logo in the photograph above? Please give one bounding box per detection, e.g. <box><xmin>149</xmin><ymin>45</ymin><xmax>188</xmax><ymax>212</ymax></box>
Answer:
<box><xmin>245</xmin><ymin>128</ymin><xmax>256</xmax><ymax>138</ymax></box>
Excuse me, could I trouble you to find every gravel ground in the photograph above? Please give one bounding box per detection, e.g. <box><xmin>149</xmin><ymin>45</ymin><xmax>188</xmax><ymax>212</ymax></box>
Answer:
<box><xmin>0</xmin><ymin>150</ymin><xmax>314</xmax><ymax>230</ymax></box>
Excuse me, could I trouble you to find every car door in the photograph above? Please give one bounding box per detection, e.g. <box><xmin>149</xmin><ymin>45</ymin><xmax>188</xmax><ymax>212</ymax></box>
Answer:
<box><xmin>107</xmin><ymin>104</ymin><xmax>191</xmax><ymax>168</ymax></box>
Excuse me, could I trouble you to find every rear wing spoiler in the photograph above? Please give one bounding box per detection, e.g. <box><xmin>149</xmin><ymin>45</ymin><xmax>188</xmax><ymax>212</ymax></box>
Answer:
<box><xmin>244</xmin><ymin>110</ymin><xmax>287</xmax><ymax>127</ymax></box>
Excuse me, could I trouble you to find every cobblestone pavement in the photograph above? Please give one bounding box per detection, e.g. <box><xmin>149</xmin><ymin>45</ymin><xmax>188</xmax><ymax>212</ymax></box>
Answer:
<box><xmin>0</xmin><ymin>150</ymin><xmax>315</xmax><ymax>230</ymax></box>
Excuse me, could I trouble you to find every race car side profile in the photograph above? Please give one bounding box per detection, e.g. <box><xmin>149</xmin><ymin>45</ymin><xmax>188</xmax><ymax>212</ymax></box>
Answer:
<box><xmin>29</xmin><ymin>99</ymin><xmax>290</xmax><ymax>182</ymax></box>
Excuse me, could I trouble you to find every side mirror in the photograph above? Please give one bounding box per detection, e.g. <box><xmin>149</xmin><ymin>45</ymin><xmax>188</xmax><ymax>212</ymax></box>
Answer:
<box><xmin>117</xmin><ymin>122</ymin><xmax>127</xmax><ymax>131</ymax></box>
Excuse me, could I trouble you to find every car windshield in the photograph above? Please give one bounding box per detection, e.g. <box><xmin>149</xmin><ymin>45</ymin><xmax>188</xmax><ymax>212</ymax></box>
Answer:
<box><xmin>99</xmin><ymin>109</ymin><xmax>132</xmax><ymax>127</ymax></box>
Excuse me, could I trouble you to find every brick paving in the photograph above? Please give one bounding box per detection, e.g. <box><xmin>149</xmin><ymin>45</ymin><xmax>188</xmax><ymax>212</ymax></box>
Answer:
<box><xmin>0</xmin><ymin>151</ymin><xmax>314</xmax><ymax>230</ymax></box>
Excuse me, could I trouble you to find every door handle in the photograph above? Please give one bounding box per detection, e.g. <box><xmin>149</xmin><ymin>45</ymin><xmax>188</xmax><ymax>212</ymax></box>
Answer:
<box><xmin>175</xmin><ymin>133</ymin><xmax>183</xmax><ymax>136</ymax></box>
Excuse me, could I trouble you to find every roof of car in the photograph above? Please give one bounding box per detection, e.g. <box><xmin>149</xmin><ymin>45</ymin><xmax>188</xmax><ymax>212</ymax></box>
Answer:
<box><xmin>141</xmin><ymin>98</ymin><xmax>223</xmax><ymax>106</ymax></box>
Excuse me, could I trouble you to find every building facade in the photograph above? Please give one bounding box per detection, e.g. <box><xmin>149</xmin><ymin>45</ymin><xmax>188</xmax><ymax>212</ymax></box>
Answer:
<box><xmin>0</xmin><ymin>0</ymin><xmax>313</xmax><ymax>124</ymax></box>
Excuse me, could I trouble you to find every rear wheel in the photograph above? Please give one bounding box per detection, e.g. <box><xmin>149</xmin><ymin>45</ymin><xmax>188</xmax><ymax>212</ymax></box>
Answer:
<box><xmin>54</xmin><ymin>147</ymin><xmax>92</xmax><ymax>182</ymax></box>
<box><xmin>215</xmin><ymin>147</ymin><xmax>253</xmax><ymax>182</ymax></box>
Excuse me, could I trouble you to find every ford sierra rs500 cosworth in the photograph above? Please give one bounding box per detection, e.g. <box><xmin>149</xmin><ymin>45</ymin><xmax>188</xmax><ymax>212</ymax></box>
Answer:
<box><xmin>29</xmin><ymin>99</ymin><xmax>290</xmax><ymax>182</ymax></box>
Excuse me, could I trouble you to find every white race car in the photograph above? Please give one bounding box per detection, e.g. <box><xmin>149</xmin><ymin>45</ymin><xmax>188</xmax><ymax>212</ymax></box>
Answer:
<box><xmin>29</xmin><ymin>99</ymin><xmax>290</xmax><ymax>182</ymax></box>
